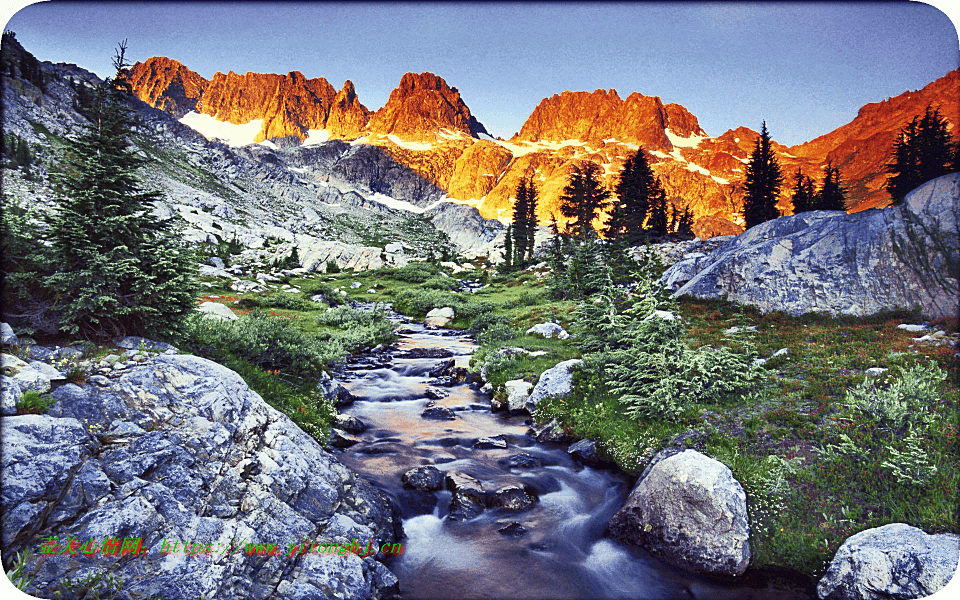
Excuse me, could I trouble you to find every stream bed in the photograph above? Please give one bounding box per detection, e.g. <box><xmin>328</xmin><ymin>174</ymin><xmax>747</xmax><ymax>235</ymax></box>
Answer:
<box><xmin>334</xmin><ymin>319</ymin><xmax>814</xmax><ymax>600</ymax></box>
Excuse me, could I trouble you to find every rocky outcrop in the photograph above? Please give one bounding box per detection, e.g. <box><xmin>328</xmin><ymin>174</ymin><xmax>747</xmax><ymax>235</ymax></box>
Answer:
<box><xmin>661</xmin><ymin>173</ymin><xmax>960</xmax><ymax>320</ymax></box>
<box><xmin>2</xmin><ymin>352</ymin><xmax>400</xmax><ymax>600</ymax></box>
<box><xmin>817</xmin><ymin>523</ymin><xmax>959</xmax><ymax>600</ymax></box>
<box><xmin>367</xmin><ymin>72</ymin><xmax>488</xmax><ymax>140</ymax></box>
<box><xmin>424</xmin><ymin>307</ymin><xmax>455</xmax><ymax>329</ymax></box>
<box><xmin>607</xmin><ymin>449</ymin><xmax>751</xmax><ymax>577</ymax></box>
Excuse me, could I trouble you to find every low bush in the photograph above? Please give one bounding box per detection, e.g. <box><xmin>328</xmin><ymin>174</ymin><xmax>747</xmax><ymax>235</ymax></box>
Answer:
<box><xmin>238</xmin><ymin>292</ymin><xmax>323</xmax><ymax>312</ymax></box>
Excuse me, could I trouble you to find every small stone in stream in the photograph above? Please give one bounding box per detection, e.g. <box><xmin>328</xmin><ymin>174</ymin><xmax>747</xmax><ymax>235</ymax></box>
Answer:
<box><xmin>335</xmin><ymin>414</ymin><xmax>367</xmax><ymax>434</ymax></box>
<box><xmin>498</xmin><ymin>522</ymin><xmax>527</xmax><ymax>537</ymax></box>
<box><xmin>328</xmin><ymin>429</ymin><xmax>361</xmax><ymax>448</ymax></box>
<box><xmin>401</xmin><ymin>465</ymin><xmax>445</xmax><ymax>492</ymax></box>
<box><xmin>421</xmin><ymin>406</ymin><xmax>457</xmax><ymax>420</ymax></box>
<box><xmin>404</xmin><ymin>347</ymin><xmax>454</xmax><ymax>359</ymax></box>
<box><xmin>424</xmin><ymin>387</ymin><xmax>448</xmax><ymax>400</ymax></box>
<box><xmin>474</xmin><ymin>435</ymin><xmax>507</xmax><ymax>450</ymax></box>
<box><xmin>428</xmin><ymin>359</ymin><xmax>455</xmax><ymax>378</ymax></box>
<box><xmin>498</xmin><ymin>453</ymin><xmax>544</xmax><ymax>470</ymax></box>
<box><xmin>488</xmin><ymin>485</ymin><xmax>538</xmax><ymax>511</ymax></box>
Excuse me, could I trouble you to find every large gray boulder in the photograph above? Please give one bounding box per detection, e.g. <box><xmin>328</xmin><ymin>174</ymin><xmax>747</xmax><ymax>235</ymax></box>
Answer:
<box><xmin>608</xmin><ymin>449</ymin><xmax>750</xmax><ymax>577</ymax></box>
<box><xmin>1</xmin><ymin>354</ymin><xmax>400</xmax><ymax>600</ymax></box>
<box><xmin>503</xmin><ymin>379</ymin><xmax>534</xmax><ymax>415</ymax></box>
<box><xmin>817</xmin><ymin>523</ymin><xmax>959</xmax><ymax>600</ymax></box>
<box><xmin>1</xmin><ymin>322</ymin><xmax>18</xmax><ymax>346</ymax></box>
<box><xmin>526</xmin><ymin>359</ymin><xmax>583</xmax><ymax>413</ymax></box>
<box><xmin>1</xmin><ymin>375</ymin><xmax>21</xmax><ymax>415</ymax></box>
<box><xmin>661</xmin><ymin>173</ymin><xmax>960</xmax><ymax>320</ymax></box>
<box><xmin>424</xmin><ymin>306</ymin><xmax>455</xmax><ymax>329</ymax></box>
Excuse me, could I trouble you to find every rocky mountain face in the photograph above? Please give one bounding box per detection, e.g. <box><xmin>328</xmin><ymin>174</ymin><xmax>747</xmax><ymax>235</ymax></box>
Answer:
<box><xmin>128</xmin><ymin>52</ymin><xmax>956</xmax><ymax>238</ymax></box>
<box><xmin>3</xmin><ymin>39</ymin><xmax>504</xmax><ymax>272</ymax></box>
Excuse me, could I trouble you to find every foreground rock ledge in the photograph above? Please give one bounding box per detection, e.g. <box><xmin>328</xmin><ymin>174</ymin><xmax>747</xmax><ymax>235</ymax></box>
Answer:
<box><xmin>1</xmin><ymin>354</ymin><xmax>401</xmax><ymax>600</ymax></box>
<box><xmin>607</xmin><ymin>449</ymin><xmax>750</xmax><ymax>577</ymax></box>
<box><xmin>817</xmin><ymin>523</ymin><xmax>959</xmax><ymax>600</ymax></box>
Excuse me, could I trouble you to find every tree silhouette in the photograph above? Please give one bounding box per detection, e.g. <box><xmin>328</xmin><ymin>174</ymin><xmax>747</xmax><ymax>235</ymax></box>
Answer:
<box><xmin>559</xmin><ymin>162</ymin><xmax>610</xmax><ymax>241</ymax></box>
<box><xmin>606</xmin><ymin>150</ymin><xmax>664</xmax><ymax>243</ymax></box>
<box><xmin>791</xmin><ymin>167</ymin><xmax>816</xmax><ymax>214</ymax></box>
<box><xmin>742</xmin><ymin>121</ymin><xmax>783</xmax><ymax>229</ymax></box>
<box><xmin>886</xmin><ymin>105</ymin><xmax>956</xmax><ymax>203</ymax></box>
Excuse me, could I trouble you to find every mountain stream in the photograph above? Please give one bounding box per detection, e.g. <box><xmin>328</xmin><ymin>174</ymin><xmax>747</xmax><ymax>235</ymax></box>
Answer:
<box><xmin>335</xmin><ymin>318</ymin><xmax>813</xmax><ymax>599</ymax></box>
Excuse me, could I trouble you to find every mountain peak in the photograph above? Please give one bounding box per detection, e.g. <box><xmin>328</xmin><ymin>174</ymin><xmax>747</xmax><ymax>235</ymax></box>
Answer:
<box><xmin>367</xmin><ymin>71</ymin><xmax>487</xmax><ymax>140</ymax></box>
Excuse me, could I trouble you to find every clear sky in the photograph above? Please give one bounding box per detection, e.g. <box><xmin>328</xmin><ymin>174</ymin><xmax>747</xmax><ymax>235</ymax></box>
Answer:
<box><xmin>3</xmin><ymin>1</ymin><xmax>958</xmax><ymax>146</ymax></box>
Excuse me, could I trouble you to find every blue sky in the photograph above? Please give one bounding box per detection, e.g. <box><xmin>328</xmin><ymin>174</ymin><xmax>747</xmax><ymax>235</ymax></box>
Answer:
<box><xmin>3</xmin><ymin>1</ymin><xmax>958</xmax><ymax>146</ymax></box>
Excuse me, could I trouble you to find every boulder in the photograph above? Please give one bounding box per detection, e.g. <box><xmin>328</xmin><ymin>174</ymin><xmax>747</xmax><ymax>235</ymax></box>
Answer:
<box><xmin>334</xmin><ymin>414</ymin><xmax>367</xmax><ymax>434</ymax></box>
<box><xmin>660</xmin><ymin>173</ymin><xmax>960</xmax><ymax>320</ymax></box>
<box><xmin>11</xmin><ymin>365</ymin><xmax>51</xmax><ymax>394</ymax></box>
<box><xmin>2</xmin><ymin>353</ymin><xmax>401</xmax><ymax>600</ymax></box>
<box><xmin>424</xmin><ymin>306</ymin><xmax>455</xmax><ymax>328</ymax></box>
<box><xmin>197</xmin><ymin>301</ymin><xmax>238</xmax><ymax>321</ymax></box>
<box><xmin>319</xmin><ymin>372</ymin><xmax>356</xmax><ymax>408</ymax></box>
<box><xmin>817</xmin><ymin>523</ymin><xmax>959</xmax><ymax>600</ymax></box>
<box><xmin>401</xmin><ymin>465</ymin><xmax>444</xmax><ymax>492</ymax></box>
<box><xmin>525</xmin><ymin>322</ymin><xmax>570</xmax><ymax>339</ymax></box>
<box><xmin>1</xmin><ymin>375</ymin><xmax>21</xmax><ymax>415</ymax></box>
<box><xmin>1</xmin><ymin>322</ymin><xmax>18</xmax><ymax>346</ymax></box>
<box><xmin>421</xmin><ymin>405</ymin><xmax>457</xmax><ymax>420</ymax></box>
<box><xmin>474</xmin><ymin>435</ymin><xmax>508</xmax><ymax>450</ymax></box>
<box><xmin>608</xmin><ymin>449</ymin><xmax>751</xmax><ymax>577</ymax></box>
<box><xmin>1</xmin><ymin>353</ymin><xmax>29</xmax><ymax>377</ymax></box>
<box><xmin>534</xmin><ymin>419</ymin><xmax>573</xmax><ymax>444</ymax></box>
<box><xmin>504</xmin><ymin>379</ymin><xmax>534</xmax><ymax>415</ymax></box>
<box><xmin>526</xmin><ymin>359</ymin><xmax>583</xmax><ymax>413</ymax></box>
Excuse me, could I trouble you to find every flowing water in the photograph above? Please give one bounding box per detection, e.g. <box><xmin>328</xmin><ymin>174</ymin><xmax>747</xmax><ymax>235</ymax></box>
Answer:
<box><xmin>336</xmin><ymin>319</ymin><xmax>813</xmax><ymax>600</ymax></box>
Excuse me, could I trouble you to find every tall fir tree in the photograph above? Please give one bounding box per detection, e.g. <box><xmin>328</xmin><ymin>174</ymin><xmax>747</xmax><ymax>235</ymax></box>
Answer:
<box><xmin>814</xmin><ymin>162</ymin><xmax>847</xmax><ymax>211</ymax></box>
<box><xmin>886</xmin><ymin>105</ymin><xmax>956</xmax><ymax>203</ymax></box>
<box><xmin>510</xmin><ymin>176</ymin><xmax>539</xmax><ymax>266</ymax></box>
<box><xmin>43</xmin><ymin>42</ymin><xmax>198</xmax><ymax>340</ymax></box>
<box><xmin>791</xmin><ymin>167</ymin><xmax>816</xmax><ymax>213</ymax></box>
<box><xmin>558</xmin><ymin>162</ymin><xmax>611</xmax><ymax>241</ymax></box>
<box><xmin>606</xmin><ymin>149</ymin><xmax>664</xmax><ymax>244</ymax></box>
<box><xmin>503</xmin><ymin>224</ymin><xmax>514</xmax><ymax>270</ymax></box>
<box><xmin>742</xmin><ymin>121</ymin><xmax>783</xmax><ymax>229</ymax></box>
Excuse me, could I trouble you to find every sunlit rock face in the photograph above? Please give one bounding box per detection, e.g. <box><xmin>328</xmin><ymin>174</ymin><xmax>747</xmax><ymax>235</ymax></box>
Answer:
<box><xmin>129</xmin><ymin>57</ymin><xmax>958</xmax><ymax>235</ymax></box>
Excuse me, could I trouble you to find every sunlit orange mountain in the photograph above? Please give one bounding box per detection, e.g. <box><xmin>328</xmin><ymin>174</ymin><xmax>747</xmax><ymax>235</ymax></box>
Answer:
<box><xmin>127</xmin><ymin>58</ymin><xmax>958</xmax><ymax>237</ymax></box>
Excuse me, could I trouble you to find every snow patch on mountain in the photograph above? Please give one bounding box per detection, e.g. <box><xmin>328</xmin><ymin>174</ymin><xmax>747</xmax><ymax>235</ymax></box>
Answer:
<box><xmin>387</xmin><ymin>135</ymin><xmax>435</xmax><ymax>151</ymax></box>
<box><xmin>179</xmin><ymin>112</ymin><xmax>262</xmax><ymax>147</ymax></box>
<box><xmin>665</xmin><ymin>128</ymin><xmax>709</xmax><ymax>148</ymax></box>
<box><xmin>304</xmin><ymin>129</ymin><xmax>331</xmax><ymax>145</ymax></box>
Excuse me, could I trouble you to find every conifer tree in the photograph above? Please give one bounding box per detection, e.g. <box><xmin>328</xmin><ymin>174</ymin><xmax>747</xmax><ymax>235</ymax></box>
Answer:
<box><xmin>646</xmin><ymin>189</ymin><xmax>669</xmax><ymax>237</ymax></box>
<box><xmin>559</xmin><ymin>162</ymin><xmax>610</xmax><ymax>241</ymax></box>
<box><xmin>43</xmin><ymin>42</ymin><xmax>198</xmax><ymax>340</ymax></box>
<box><xmin>606</xmin><ymin>150</ymin><xmax>664</xmax><ymax>244</ymax></box>
<box><xmin>886</xmin><ymin>105</ymin><xmax>956</xmax><ymax>203</ymax></box>
<box><xmin>503</xmin><ymin>224</ymin><xmax>513</xmax><ymax>270</ymax></box>
<box><xmin>510</xmin><ymin>176</ymin><xmax>538</xmax><ymax>266</ymax></box>
<box><xmin>791</xmin><ymin>167</ymin><xmax>816</xmax><ymax>213</ymax></box>
<box><xmin>742</xmin><ymin>121</ymin><xmax>783</xmax><ymax>229</ymax></box>
<box><xmin>814</xmin><ymin>162</ymin><xmax>847</xmax><ymax>211</ymax></box>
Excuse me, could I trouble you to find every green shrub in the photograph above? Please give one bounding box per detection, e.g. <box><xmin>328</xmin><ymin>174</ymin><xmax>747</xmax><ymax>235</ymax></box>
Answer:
<box><xmin>298</xmin><ymin>281</ymin><xmax>347</xmax><ymax>306</ymax></box>
<box><xmin>238</xmin><ymin>292</ymin><xmax>322</xmax><ymax>312</ymax></box>
<box><xmin>325</xmin><ymin>260</ymin><xmax>341</xmax><ymax>274</ymax></box>
<box><xmin>315</xmin><ymin>305</ymin><xmax>376</xmax><ymax>327</ymax></box>
<box><xmin>393</xmin><ymin>288</ymin><xmax>495</xmax><ymax>319</ymax></box>
<box><xmin>387</xmin><ymin>262</ymin><xmax>442</xmax><ymax>283</ymax></box>
<box><xmin>422</xmin><ymin>276</ymin><xmax>460</xmax><ymax>291</ymax></box>
<box><xmin>181</xmin><ymin>313</ymin><xmax>338</xmax><ymax>379</ymax></box>
<box><xmin>844</xmin><ymin>361</ymin><xmax>945</xmax><ymax>432</ymax></box>
<box><xmin>17</xmin><ymin>390</ymin><xmax>55</xmax><ymax>414</ymax></box>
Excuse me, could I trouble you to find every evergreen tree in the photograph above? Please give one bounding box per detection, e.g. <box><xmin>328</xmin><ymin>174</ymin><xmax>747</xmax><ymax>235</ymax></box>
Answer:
<box><xmin>503</xmin><ymin>224</ymin><xmax>514</xmax><ymax>270</ymax></box>
<box><xmin>547</xmin><ymin>213</ymin><xmax>569</xmax><ymax>299</ymax></box>
<box><xmin>791</xmin><ymin>167</ymin><xmax>816</xmax><ymax>213</ymax></box>
<box><xmin>886</xmin><ymin>105</ymin><xmax>956</xmax><ymax>203</ymax></box>
<box><xmin>510</xmin><ymin>176</ymin><xmax>538</xmax><ymax>266</ymax></box>
<box><xmin>42</xmin><ymin>42</ymin><xmax>198</xmax><ymax>340</ymax></box>
<box><xmin>606</xmin><ymin>150</ymin><xmax>664</xmax><ymax>244</ymax></box>
<box><xmin>646</xmin><ymin>189</ymin><xmax>669</xmax><ymax>237</ymax></box>
<box><xmin>673</xmin><ymin>203</ymin><xmax>695</xmax><ymax>239</ymax></box>
<box><xmin>742</xmin><ymin>121</ymin><xmax>783</xmax><ymax>229</ymax></box>
<box><xmin>814</xmin><ymin>162</ymin><xmax>847</xmax><ymax>211</ymax></box>
<box><xmin>559</xmin><ymin>162</ymin><xmax>611</xmax><ymax>241</ymax></box>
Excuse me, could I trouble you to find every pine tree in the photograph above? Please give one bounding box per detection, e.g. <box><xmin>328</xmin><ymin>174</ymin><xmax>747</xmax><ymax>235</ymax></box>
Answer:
<box><xmin>814</xmin><ymin>162</ymin><xmax>847</xmax><ymax>211</ymax></box>
<box><xmin>510</xmin><ymin>176</ymin><xmax>538</xmax><ymax>266</ymax></box>
<box><xmin>886</xmin><ymin>105</ymin><xmax>956</xmax><ymax>203</ymax></box>
<box><xmin>503</xmin><ymin>224</ymin><xmax>513</xmax><ymax>270</ymax></box>
<box><xmin>559</xmin><ymin>162</ymin><xmax>611</xmax><ymax>241</ymax></box>
<box><xmin>43</xmin><ymin>42</ymin><xmax>198</xmax><ymax>340</ymax></box>
<box><xmin>646</xmin><ymin>189</ymin><xmax>669</xmax><ymax>237</ymax></box>
<box><xmin>606</xmin><ymin>150</ymin><xmax>663</xmax><ymax>244</ymax></box>
<box><xmin>742</xmin><ymin>121</ymin><xmax>783</xmax><ymax>229</ymax></box>
<box><xmin>791</xmin><ymin>168</ymin><xmax>816</xmax><ymax>213</ymax></box>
